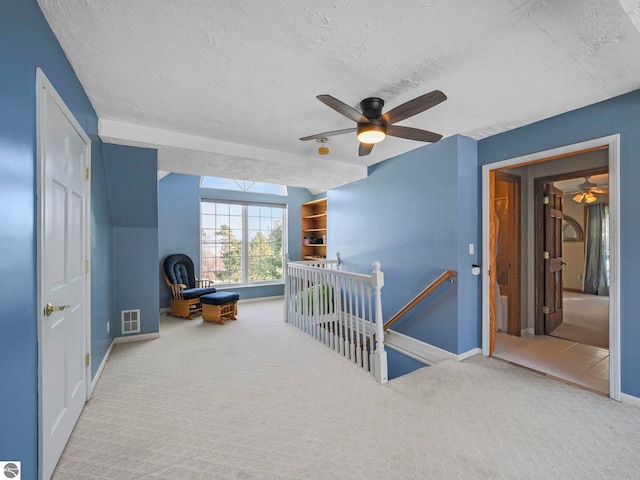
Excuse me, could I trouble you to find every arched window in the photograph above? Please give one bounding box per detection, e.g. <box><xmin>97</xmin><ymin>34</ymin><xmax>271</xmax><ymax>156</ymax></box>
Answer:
<box><xmin>200</xmin><ymin>176</ymin><xmax>287</xmax><ymax>195</ymax></box>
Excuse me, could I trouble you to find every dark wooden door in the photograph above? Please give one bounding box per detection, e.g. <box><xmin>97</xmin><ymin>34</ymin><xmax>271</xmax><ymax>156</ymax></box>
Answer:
<box><xmin>495</xmin><ymin>172</ymin><xmax>521</xmax><ymax>336</ymax></box>
<box><xmin>544</xmin><ymin>184</ymin><xmax>564</xmax><ymax>333</ymax></box>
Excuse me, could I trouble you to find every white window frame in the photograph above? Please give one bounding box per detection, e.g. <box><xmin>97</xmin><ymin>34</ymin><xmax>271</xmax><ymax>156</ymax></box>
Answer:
<box><xmin>201</xmin><ymin>198</ymin><xmax>287</xmax><ymax>286</ymax></box>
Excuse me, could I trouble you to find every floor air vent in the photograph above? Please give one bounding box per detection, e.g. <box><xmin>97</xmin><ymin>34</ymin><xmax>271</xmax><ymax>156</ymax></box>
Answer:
<box><xmin>121</xmin><ymin>309</ymin><xmax>140</xmax><ymax>334</ymax></box>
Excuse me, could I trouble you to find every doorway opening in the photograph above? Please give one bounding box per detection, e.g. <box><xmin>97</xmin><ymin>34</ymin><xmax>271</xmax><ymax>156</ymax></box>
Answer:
<box><xmin>481</xmin><ymin>136</ymin><xmax>620</xmax><ymax>400</ymax></box>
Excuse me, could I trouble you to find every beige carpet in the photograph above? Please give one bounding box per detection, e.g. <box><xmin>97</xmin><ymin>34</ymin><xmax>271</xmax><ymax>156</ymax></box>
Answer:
<box><xmin>549</xmin><ymin>292</ymin><xmax>609</xmax><ymax>349</ymax></box>
<box><xmin>53</xmin><ymin>298</ymin><xmax>640</xmax><ymax>479</ymax></box>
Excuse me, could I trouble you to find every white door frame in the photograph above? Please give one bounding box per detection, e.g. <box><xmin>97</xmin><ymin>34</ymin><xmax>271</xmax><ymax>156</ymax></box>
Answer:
<box><xmin>36</xmin><ymin>68</ymin><xmax>92</xmax><ymax>478</ymax></box>
<box><xmin>481</xmin><ymin>134</ymin><xmax>621</xmax><ymax>400</ymax></box>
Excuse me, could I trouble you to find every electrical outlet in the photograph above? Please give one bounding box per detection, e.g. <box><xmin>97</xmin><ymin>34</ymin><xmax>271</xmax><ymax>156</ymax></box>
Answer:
<box><xmin>577</xmin><ymin>274</ymin><xmax>581</xmax><ymax>282</ymax></box>
<box><xmin>107</xmin><ymin>321</ymin><xmax>110</xmax><ymax>333</ymax></box>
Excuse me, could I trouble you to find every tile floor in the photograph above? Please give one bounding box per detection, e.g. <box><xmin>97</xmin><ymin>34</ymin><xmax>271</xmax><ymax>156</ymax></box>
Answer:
<box><xmin>493</xmin><ymin>331</ymin><xmax>610</xmax><ymax>395</ymax></box>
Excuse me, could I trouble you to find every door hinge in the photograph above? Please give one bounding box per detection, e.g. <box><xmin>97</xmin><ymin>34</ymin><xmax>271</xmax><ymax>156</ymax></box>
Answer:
<box><xmin>543</xmin><ymin>306</ymin><xmax>550</xmax><ymax>315</ymax></box>
<box><xmin>85</xmin><ymin>353</ymin><xmax>90</xmax><ymax>367</ymax></box>
<box><xmin>85</xmin><ymin>260</ymin><xmax>90</xmax><ymax>274</ymax></box>
<box><xmin>86</xmin><ymin>167</ymin><xmax>90</xmax><ymax>180</ymax></box>
<box><xmin>543</xmin><ymin>251</ymin><xmax>550</xmax><ymax>260</ymax></box>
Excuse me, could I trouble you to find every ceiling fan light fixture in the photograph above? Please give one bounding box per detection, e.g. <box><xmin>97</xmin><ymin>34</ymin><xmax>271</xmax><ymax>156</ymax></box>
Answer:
<box><xmin>316</xmin><ymin>138</ymin><xmax>329</xmax><ymax>155</ymax></box>
<box><xmin>357</xmin><ymin>124</ymin><xmax>386</xmax><ymax>144</ymax></box>
<box><xmin>573</xmin><ymin>191</ymin><xmax>598</xmax><ymax>204</ymax></box>
<box><xmin>584</xmin><ymin>192</ymin><xmax>597</xmax><ymax>204</ymax></box>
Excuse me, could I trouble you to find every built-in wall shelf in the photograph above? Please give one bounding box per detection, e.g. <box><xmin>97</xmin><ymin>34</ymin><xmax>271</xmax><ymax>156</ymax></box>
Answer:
<box><xmin>301</xmin><ymin>198</ymin><xmax>327</xmax><ymax>260</ymax></box>
<box><xmin>304</xmin><ymin>213</ymin><xmax>327</xmax><ymax>219</ymax></box>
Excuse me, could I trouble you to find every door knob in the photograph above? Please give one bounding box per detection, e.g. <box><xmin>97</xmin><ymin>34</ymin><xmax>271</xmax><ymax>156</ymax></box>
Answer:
<box><xmin>44</xmin><ymin>302</ymin><xmax>70</xmax><ymax>317</ymax></box>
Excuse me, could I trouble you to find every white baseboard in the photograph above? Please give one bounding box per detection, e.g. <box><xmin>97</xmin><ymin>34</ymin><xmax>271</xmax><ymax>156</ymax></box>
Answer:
<box><xmin>89</xmin><ymin>339</ymin><xmax>115</xmax><ymax>397</ymax></box>
<box><xmin>385</xmin><ymin>330</ymin><xmax>480</xmax><ymax>366</ymax></box>
<box><xmin>238</xmin><ymin>295</ymin><xmax>284</xmax><ymax>304</ymax></box>
<box><xmin>521</xmin><ymin>327</ymin><xmax>535</xmax><ymax>336</ymax></box>
<box><xmin>458</xmin><ymin>347</ymin><xmax>481</xmax><ymax>361</ymax></box>
<box><xmin>621</xmin><ymin>393</ymin><xmax>640</xmax><ymax>408</ymax></box>
<box><xmin>114</xmin><ymin>331</ymin><xmax>162</xmax><ymax>344</ymax></box>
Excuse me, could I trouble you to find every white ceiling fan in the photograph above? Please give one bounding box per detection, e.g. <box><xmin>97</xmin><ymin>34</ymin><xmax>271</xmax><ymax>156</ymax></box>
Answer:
<box><xmin>571</xmin><ymin>177</ymin><xmax>609</xmax><ymax>204</ymax></box>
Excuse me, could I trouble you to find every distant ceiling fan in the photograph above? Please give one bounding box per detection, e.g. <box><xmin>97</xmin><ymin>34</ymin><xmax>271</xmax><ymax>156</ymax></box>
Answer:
<box><xmin>300</xmin><ymin>90</ymin><xmax>447</xmax><ymax>156</ymax></box>
<box><xmin>571</xmin><ymin>177</ymin><xmax>609</xmax><ymax>204</ymax></box>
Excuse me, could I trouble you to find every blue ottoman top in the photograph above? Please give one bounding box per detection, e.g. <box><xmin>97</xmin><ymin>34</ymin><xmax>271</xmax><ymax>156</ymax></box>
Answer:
<box><xmin>200</xmin><ymin>292</ymin><xmax>240</xmax><ymax>305</ymax></box>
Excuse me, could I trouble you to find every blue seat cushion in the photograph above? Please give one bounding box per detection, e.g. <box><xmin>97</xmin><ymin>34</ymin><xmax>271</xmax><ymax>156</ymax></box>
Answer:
<box><xmin>200</xmin><ymin>292</ymin><xmax>240</xmax><ymax>305</ymax></box>
<box><xmin>182</xmin><ymin>287</ymin><xmax>217</xmax><ymax>300</ymax></box>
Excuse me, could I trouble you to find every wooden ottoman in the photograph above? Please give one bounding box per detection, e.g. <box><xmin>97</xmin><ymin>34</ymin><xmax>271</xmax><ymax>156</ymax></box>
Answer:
<box><xmin>200</xmin><ymin>292</ymin><xmax>240</xmax><ymax>324</ymax></box>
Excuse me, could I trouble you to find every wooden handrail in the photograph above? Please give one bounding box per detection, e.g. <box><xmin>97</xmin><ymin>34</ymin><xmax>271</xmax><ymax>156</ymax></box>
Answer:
<box><xmin>383</xmin><ymin>270</ymin><xmax>456</xmax><ymax>332</ymax></box>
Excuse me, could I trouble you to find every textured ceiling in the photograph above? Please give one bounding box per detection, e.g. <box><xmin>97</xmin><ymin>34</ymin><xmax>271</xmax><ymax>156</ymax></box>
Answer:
<box><xmin>38</xmin><ymin>0</ymin><xmax>640</xmax><ymax>193</ymax></box>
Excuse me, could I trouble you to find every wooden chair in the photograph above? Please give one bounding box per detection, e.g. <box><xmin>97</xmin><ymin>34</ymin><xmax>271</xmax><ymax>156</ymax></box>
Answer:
<box><xmin>162</xmin><ymin>254</ymin><xmax>217</xmax><ymax>319</ymax></box>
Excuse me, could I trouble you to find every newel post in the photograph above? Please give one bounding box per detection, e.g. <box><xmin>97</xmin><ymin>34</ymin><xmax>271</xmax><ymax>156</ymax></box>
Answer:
<box><xmin>284</xmin><ymin>253</ymin><xmax>290</xmax><ymax>323</ymax></box>
<box><xmin>371</xmin><ymin>261</ymin><xmax>388</xmax><ymax>384</ymax></box>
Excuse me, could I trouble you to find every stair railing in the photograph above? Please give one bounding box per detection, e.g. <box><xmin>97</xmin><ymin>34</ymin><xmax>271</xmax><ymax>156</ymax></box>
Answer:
<box><xmin>284</xmin><ymin>255</ymin><xmax>388</xmax><ymax>383</ymax></box>
<box><xmin>383</xmin><ymin>270</ymin><xmax>456</xmax><ymax>332</ymax></box>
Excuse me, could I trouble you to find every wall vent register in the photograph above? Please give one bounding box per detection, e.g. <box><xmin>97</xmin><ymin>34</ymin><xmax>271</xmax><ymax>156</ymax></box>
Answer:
<box><xmin>121</xmin><ymin>309</ymin><xmax>140</xmax><ymax>334</ymax></box>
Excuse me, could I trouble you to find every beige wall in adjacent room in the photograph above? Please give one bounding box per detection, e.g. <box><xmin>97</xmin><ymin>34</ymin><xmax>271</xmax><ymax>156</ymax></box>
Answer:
<box><xmin>562</xmin><ymin>197</ymin><xmax>586</xmax><ymax>291</ymax></box>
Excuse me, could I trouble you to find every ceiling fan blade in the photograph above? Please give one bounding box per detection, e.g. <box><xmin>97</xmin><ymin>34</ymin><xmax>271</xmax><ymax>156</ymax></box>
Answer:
<box><xmin>300</xmin><ymin>128</ymin><xmax>357</xmax><ymax>141</ymax></box>
<box><xmin>317</xmin><ymin>95</ymin><xmax>366</xmax><ymax>123</ymax></box>
<box><xmin>359</xmin><ymin>143</ymin><xmax>374</xmax><ymax>156</ymax></box>
<box><xmin>382</xmin><ymin>90</ymin><xmax>447</xmax><ymax>125</ymax></box>
<box><xmin>592</xmin><ymin>188</ymin><xmax>609</xmax><ymax>194</ymax></box>
<box><xmin>386</xmin><ymin>125</ymin><xmax>443</xmax><ymax>143</ymax></box>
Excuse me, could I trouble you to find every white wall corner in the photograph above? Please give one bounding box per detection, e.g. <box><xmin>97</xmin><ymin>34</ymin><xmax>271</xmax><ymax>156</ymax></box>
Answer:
<box><xmin>457</xmin><ymin>347</ymin><xmax>481</xmax><ymax>361</ymax></box>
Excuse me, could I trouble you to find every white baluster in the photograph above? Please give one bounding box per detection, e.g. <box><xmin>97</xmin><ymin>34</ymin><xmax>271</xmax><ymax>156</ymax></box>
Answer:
<box><xmin>344</xmin><ymin>279</ymin><xmax>353</xmax><ymax>358</ymax></box>
<box><xmin>364</xmin><ymin>285</ymin><xmax>372</xmax><ymax>372</ymax></box>
<box><xmin>333</xmin><ymin>277</ymin><xmax>342</xmax><ymax>352</ymax></box>
<box><xmin>354</xmin><ymin>279</ymin><xmax>362</xmax><ymax>367</ymax></box>
<box><xmin>371</xmin><ymin>262</ymin><xmax>387</xmax><ymax>383</ymax></box>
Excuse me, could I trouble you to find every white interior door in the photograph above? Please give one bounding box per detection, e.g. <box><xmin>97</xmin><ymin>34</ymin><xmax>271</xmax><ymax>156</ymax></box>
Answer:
<box><xmin>37</xmin><ymin>69</ymin><xmax>91</xmax><ymax>480</ymax></box>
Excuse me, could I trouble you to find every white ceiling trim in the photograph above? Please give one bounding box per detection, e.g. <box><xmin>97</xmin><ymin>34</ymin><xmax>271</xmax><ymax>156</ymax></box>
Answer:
<box><xmin>99</xmin><ymin>119</ymin><xmax>367</xmax><ymax>193</ymax></box>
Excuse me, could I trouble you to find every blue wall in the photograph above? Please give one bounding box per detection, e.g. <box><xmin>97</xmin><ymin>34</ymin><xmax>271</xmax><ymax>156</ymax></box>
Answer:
<box><xmin>158</xmin><ymin>173</ymin><xmax>314</xmax><ymax>305</ymax></box>
<box><xmin>90</xmin><ymin>143</ymin><xmax>115</xmax><ymax>377</ymax></box>
<box><xmin>103</xmin><ymin>144</ymin><xmax>159</xmax><ymax>336</ymax></box>
<box><xmin>328</xmin><ymin>135</ymin><xmax>480</xmax><ymax>371</ymax></box>
<box><xmin>478</xmin><ymin>90</ymin><xmax>640</xmax><ymax>398</ymax></box>
<box><xmin>455</xmin><ymin>136</ymin><xmax>480</xmax><ymax>352</ymax></box>
<box><xmin>0</xmin><ymin>1</ymin><xmax>114</xmax><ymax>476</ymax></box>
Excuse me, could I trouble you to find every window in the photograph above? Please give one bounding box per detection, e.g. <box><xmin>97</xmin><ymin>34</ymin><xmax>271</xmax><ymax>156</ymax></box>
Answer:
<box><xmin>201</xmin><ymin>176</ymin><xmax>287</xmax><ymax>195</ymax></box>
<box><xmin>201</xmin><ymin>200</ymin><xmax>286</xmax><ymax>286</ymax></box>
